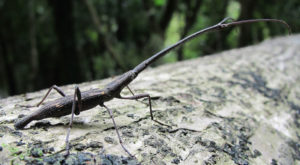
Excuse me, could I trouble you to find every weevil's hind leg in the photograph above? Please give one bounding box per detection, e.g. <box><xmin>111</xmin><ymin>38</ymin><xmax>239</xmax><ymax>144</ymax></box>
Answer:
<box><xmin>20</xmin><ymin>85</ymin><xmax>66</xmax><ymax>108</ymax></box>
<box><xmin>100</xmin><ymin>103</ymin><xmax>134</xmax><ymax>158</ymax></box>
<box><xmin>64</xmin><ymin>86</ymin><xmax>82</xmax><ymax>157</ymax></box>
<box><xmin>118</xmin><ymin>94</ymin><xmax>171</xmax><ymax>128</ymax></box>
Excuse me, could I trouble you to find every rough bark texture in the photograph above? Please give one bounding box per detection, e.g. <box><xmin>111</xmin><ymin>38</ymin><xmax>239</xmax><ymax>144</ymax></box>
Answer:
<box><xmin>0</xmin><ymin>35</ymin><xmax>300</xmax><ymax>165</ymax></box>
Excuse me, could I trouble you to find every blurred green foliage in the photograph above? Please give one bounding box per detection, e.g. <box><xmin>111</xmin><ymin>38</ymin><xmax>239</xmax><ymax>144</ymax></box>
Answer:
<box><xmin>0</xmin><ymin>0</ymin><xmax>298</xmax><ymax>97</ymax></box>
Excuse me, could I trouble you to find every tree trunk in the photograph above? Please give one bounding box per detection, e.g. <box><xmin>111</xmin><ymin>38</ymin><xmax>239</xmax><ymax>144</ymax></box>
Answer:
<box><xmin>177</xmin><ymin>0</ymin><xmax>202</xmax><ymax>61</ymax></box>
<box><xmin>84</xmin><ymin>0</ymin><xmax>126</xmax><ymax>71</ymax></box>
<box><xmin>49</xmin><ymin>0</ymin><xmax>83</xmax><ymax>84</ymax></box>
<box><xmin>28</xmin><ymin>0</ymin><xmax>39</xmax><ymax>92</ymax></box>
<box><xmin>0</xmin><ymin>0</ymin><xmax>17</xmax><ymax>96</ymax></box>
<box><xmin>238</xmin><ymin>0</ymin><xmax>256</xmax><ymax>47</ymax></box>
<box><xmin>0</xmin><ymin>34</ymin><xmax>16</xmax><ymax>95</ymax></box>
<box><xmin>0</xmin><ymin>35</ymin><xmax>299</xmax><ymax>164</ymax></box>
<box><xmin>159</xmin><ymin>0</ymin><xmax>178</xmax><ymax>35</ymax></box>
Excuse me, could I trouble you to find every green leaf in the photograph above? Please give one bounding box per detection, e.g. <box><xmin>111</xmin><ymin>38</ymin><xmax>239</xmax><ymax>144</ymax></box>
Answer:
<box><xmin>154</xmin><ymin>0</ymin><xmax>166</xmax><ymax>6</ymax></box>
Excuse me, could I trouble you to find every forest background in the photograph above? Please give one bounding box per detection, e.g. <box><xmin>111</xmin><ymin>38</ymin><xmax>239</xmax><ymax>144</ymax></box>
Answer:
<box><xmin>0</xmin><ymin>0</ymin><xmax>299</xmax><ymax>98</ymax></box>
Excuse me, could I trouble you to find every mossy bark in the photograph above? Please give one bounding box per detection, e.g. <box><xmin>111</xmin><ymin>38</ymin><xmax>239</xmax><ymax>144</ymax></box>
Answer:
<box><xmin>0</xmin><ymin>35</ymin><xmax>300</xmax><ymax>164</ymax></box>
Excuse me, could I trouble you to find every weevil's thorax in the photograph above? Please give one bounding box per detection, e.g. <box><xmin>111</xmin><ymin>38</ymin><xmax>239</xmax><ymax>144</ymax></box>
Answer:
<box><xmin>104</xmin><ymin>70</ymin><xmax>137</xmax><ymax>97</ymax></box>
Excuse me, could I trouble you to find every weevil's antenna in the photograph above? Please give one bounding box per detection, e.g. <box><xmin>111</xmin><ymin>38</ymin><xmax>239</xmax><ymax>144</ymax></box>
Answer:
<box><xmin>133</xmin><ymin>18</ymin><xmax>291</xmax><ymax>75</ymax></box>
<box><xmin>217</xmin><ymin>17</ymin><xmax>235</xmax><ymax>25</ymax></box>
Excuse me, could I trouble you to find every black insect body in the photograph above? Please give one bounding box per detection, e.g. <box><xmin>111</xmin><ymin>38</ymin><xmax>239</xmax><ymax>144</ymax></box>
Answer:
<box><xmin>14</xmin><ymin>18</ymin><xmax>290</xmax><ymax>157</ymax></box>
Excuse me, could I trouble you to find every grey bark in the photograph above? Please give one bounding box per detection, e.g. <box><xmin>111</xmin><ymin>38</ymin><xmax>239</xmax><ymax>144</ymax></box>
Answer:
<box><xmin>0</xmin><ymin>35</ymin><xmax>299</xmax><ymax>164</ymax></box>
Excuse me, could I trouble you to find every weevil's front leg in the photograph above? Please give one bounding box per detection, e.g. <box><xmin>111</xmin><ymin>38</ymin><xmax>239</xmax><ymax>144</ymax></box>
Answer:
<box><xmin>36</xmin><ymin>85</ymin><xmax>66</xmax><ymax>106</ymax></box>
<box><xmin>100</xmin><ymin>103</ymin><xmax>134</xmax><ymax>157</ymax></box>
<box><xmin>64</xmin><ymin>86</ymin><xmax>82</xmax><ymax>157</ymax></box>
<box><xmin>118</xmin><ymin>94</ymin><xmax>171</xmax><ymax>128</ymax></box>
<box><xmin>21</xmin><ymin>85</ymin><xmax>66</xmax><ymax>108</ymax></box>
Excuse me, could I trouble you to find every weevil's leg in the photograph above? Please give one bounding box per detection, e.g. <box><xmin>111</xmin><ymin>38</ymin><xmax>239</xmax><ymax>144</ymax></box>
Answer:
<box><xmin>20</xmin><ymin>85</ymin><xmax>66</xmax><ymax>108</ymax></box>
<box><xmin>74</xmin><ymin>87</ymin><xmax>82</xmax><ymax>116</ymax></box>
<box><xmin>118</xmin><ymin>94</ymin><xmax>171</xmax><ymax>128</ymax></box>
<box><xmin>126</xmin><ymin>86</ymin><xmax>135</xmax><ymax>96</ymax></box>
<box><xmin>36</xmin><ymin>85</ymin><xmax>66</xmax><ymax>107</ymax></box>
<box><xmin>64</xmin><ymin>86</ymin><xmax>82</xmax><ymax>157</ymax></box>
<box><xmin>100</xmin><ymin>103</ymin><xmax>134</xmax><ymax>157</ymax></box>
<box><xmin>126</xmin><ymin>86</ymin><xmax>148</xmax><ymax>106</ymax></box>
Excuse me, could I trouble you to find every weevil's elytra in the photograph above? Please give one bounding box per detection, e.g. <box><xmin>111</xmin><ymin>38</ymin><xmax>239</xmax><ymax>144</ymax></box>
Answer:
<box><xmin>14</xmin><ymin>18</ymin><xmax>290</xmax><ymax>158</ymax></box>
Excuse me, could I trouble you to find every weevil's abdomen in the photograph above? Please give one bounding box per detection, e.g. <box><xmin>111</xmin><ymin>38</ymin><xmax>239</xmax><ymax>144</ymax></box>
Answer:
<box><xmin>14</xmin><ymin>97</ymin><xmax>75</xmax><ymax>129</ymax></box>
<box><xmin>14</xmin><ymin>88</ymin><xmax>104</xmax><ymax>129</ymax></box>
<box><xmin>14</xmin><ymin>103</ymin><xmax>71</xmax><ymax>129</ymax></box>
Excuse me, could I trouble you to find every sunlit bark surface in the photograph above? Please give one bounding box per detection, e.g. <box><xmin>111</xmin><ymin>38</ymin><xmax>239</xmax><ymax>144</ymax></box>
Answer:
<box><xmin>0</xmin><ymin>35</ymin><xmax>299</xmax><ymax>164</ymax></box>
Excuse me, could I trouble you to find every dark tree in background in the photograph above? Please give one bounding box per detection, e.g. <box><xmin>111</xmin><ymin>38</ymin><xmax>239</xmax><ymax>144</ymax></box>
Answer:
<box><xmin>0</xmin><ymin>0</ymin><xmax>298</xmax><ymax>97</ymax></box>
<box><xmin>50</xmin><ymin>0</ymin><xmax>83</xmax><ymax>84</ymax></box>
<box><xmin>177</xmin><ymin>0</ymin><xmax>202</xmax><ymax>61</ymax></box>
